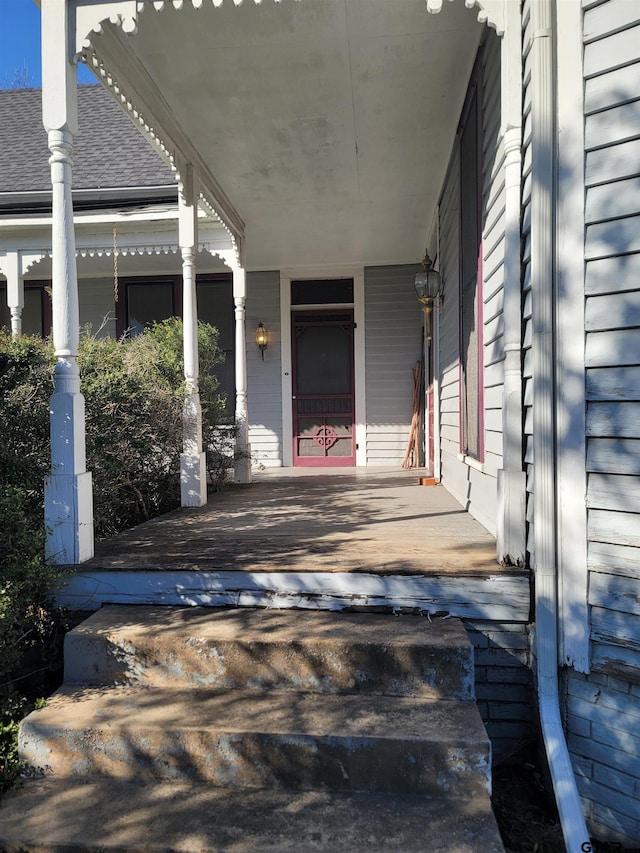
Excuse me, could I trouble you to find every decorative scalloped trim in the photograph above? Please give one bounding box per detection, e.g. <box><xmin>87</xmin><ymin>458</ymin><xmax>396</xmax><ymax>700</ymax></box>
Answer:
<box><xmin>426</xmin><ymin>0</ymin><xmax>504</xmax><ymax>36</ymax></box>
<box><xmin>130</xmin><ymin>0</ymin><xmax>499</xmax><ymax>28</ymax></box>
<box><xmin>0</xmin><ymin>252</ymin><xmax>52</xmax><ymax>277</ymax></box>
<box><xmin>79</xmin><ymin>245</ymin><xmax>181</xmax><ymax>257</ymax></box>
<box><xmin>20</xmin><ymin>247</ymin><xmax>179</xmax><ymax>263</ymax></box>
<box><xmin>77</xmin><ymin>244</ymin><xmax>234</xmax><ymax>263</ymax></box>
<box><xmin>198</xmin><ymin>193</ymin><xmax>240</xmax><ymax>264</ymax></box>
<box><xmin>198</xmin><ymin>246</ymin><xmax>235</xmax><ymax>268</ymax></box>
<box><xmin>77</xmin><ymin>5</ymin><xmax>138</xmax><ymax>55</ymax></box>
<box><xmin>17</xmin><ymin>245</ymin><xmax>234</xmax><ymax>266</ymax></box>
<box><xmin>84</xmin><ymin>47</ymin><xmax>177</xmax><ymax>173</ymax></box>
<box><xmin>81</xmin><ymin>41</ymin><xmax>241</xmax><ymax>266</ymax></box>
<box><xmin>21</xmin><ymin>253</ymin><xmax>52</xmax><ymax>273</ymax></box>
<box><xmin>136</xmin><ymin>1</ymin><xmax>295</xmax><ymax>11</ymax></box>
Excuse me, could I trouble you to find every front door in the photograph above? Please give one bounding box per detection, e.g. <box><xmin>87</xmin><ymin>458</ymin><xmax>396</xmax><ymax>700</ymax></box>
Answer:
<box><xmin>292</xmin><ymin>310</ymin><xmax>355</xmax><ymax>466</ymax></box>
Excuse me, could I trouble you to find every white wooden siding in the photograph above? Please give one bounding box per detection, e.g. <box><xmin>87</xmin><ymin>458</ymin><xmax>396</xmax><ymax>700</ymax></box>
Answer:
<box><xmin>480</xmin><ymin>32</ymin><xmax>506</xmax><ymax>497</ymax></box>
<box><xmin>364</xmin><ymin>265</ymin><xmax>422</xmax><ymax>466</ymax></box>
<box><xmin>585</xmin><ymin>252</ymin><xmax>640</xmax><ymax>295</ymax></box>
<box><xmin>586</xmin><ymin>365</ymin><xmax>640</xmax><ymax>398</ymax></box>
<box><xmin>584</xmin><ymin>0</ymin><xmax>640</xmax><ymax>646</ymax></box>
<box><xmin>567</xmin><ymin>2</ymin><xmax>640</xmax><ymax>844</ymax></box>
<box><xmin>247</xmin><ymin>270</ymin><xmax>283</xmax><ymax>467</ymax></box>
<box><xmin>78</xmin><ymin>277</ymin><xmax>117</xmax><ymax>338</ymax></box>
<box><xmin>435</xmin><ymin>29</ymin><xmax>504</xmax><ymax>537</ymax></box>
<box><xmin>589</xmin><ymin>540</ymin><xmax>640</xmax><ymax>580</ymax></box>
<box><xmin>587</xmin><ymin>473</ymin><xmax>640</xmax><ymax>513</ymax></box>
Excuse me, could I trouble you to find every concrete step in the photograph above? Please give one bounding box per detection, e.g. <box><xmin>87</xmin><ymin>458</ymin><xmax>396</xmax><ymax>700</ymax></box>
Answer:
<box><xmin>0</xmin><ymin>777</ymin><xmax>505</xmax><ymax>853</ymax></box>
<box><xmin>19</xmin><ymin>685</ymin><xmax>491</xmax><ymax>796</ymax></box>
<box><xmin>4</xmin><ymin>607</ymin><xmax>504</xmax><ymax>851</ymax></box>
<box><xmin>64</xmin><ymin>605</ymin><xmax>474</xmax><ymax>698</ymax></box>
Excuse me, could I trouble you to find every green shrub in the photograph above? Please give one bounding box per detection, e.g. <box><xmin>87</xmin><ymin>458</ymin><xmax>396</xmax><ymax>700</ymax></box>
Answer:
<box><xmin>80</xmin><ymin>329</ymin><xmax>184</xmax><ymax>536</ymax></box>
<box><xmin>0</xmin><ymin>321</ymin><xmax>228</xmax><ymax>538</ymax></box>
<box><xmin>0</xmin><ymin>334</ymin><xmax>52</xmax><ymax>523</ymax></box>
<box><xmin>0</xmin><ymin>487</ymin><xmax>66</xmax><ymax>793</ymax></box>
<box><xmin>0</xmin><ymin>320</ymin><xmax>228</xmax><ymax>792</ymax></box>
<box><xmin>0</xmin><ymin>335</ymin><xmax>60</xmax><ymax>792</ymax></box>
<box><xmin>78</xmin><ymin>319</ymin><xmax>227</xmax><ymax>536</ymax></box>
<box><xmin>0</xmin><ymin>489</ymin><xmax>54</xmax><ymax>675</ymax></box>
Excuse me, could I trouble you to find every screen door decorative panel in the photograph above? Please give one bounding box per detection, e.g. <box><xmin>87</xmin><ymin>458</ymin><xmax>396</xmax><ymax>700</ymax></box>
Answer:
<box><xmin>292</xmin><ymin>311</ymin><xmax>355</xmax><ymax>466</ymax></box>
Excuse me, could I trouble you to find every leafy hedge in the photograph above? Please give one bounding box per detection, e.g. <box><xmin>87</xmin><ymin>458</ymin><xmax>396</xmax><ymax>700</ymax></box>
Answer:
<box><xmin>78</xmin><ymin>320</ymin><xmax>226</xmax><ymax>536</ymax></box>
<box><xmin>0</xmin><ymin>319</ymin><xmax>227</xmax><ymax>790</ymax></box>
<box><xmin>0</xmin><ymin>319</ymin><xmax>227</xmax><ymax>538</ymax></box>
<box><xmin>0</xmin><ymin>488</ymin><xmax>64</xmax><ymax>791</ymax></box>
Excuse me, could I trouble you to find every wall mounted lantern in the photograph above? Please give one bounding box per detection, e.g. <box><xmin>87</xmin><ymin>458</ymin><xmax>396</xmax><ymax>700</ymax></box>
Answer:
<box><xmin>255</xmin><ymin>322</ymin><xmax>268</xmax><ymax>360</ymax></box>
<box><xmin>414</xmin><ymin>254</ymin><xmax>442</xmax><ymax>341</ymax></box>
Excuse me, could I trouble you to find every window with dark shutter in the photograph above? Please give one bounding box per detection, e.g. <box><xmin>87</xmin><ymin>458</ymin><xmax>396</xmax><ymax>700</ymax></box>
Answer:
<box><xmin>116</xmin><ymin>273</ymin><xmax>235</xmax><ymax>421</ymax></box>
<box><xmin>0</xmin><ymin>281</ymin><xmax>52</xmax><ymax>337</ymax></box>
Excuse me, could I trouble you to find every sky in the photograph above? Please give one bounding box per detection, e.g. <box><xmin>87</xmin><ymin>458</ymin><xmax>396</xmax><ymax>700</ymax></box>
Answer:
<box><xmin>0</xmin><ymin>0</ymin><xmax>95</xmax><ymax>89</ymax></box>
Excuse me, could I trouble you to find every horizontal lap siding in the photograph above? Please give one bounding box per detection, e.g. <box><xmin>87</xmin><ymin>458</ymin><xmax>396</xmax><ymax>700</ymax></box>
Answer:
<box><xmin>79</xmin><ymin>278</ymin><xmax>117</xmax><ymax>339</ymax></box>
<box><xmin>481</xmin><ymin>33</ymin><xmax>506</xmax><ymax>498</ymax></box>
<box><xmin>436</xmin><ymin>31</ymin><xmax>503</xmax><ymax>536</ymax></box>
<box><xmin>247</xmin><ymin>271</ymin><xmax>283</xmax><ymax>466</ymax></box>
<box><xmin>567</xmin><ymin>3</ymin><xmax>640</xmax><ymax>846</ymax></box>
<box><xmin>364</xmin><ymin>265</ymin><xmax>422</xmax><ymax>466</ymax></box>
<box><xmin>584</xmin><ymin>0</ymin><xmax>640</xmax><ymax>659</ymax></box>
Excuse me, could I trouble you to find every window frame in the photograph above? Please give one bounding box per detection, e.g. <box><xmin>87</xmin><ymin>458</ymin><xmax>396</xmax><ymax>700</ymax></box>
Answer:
<box><xmin>115</xmin><ymin>272</ymin><xmax>236</xmax><ymax>420</ymax></box>
<box><xmin>115</xmin><ymin>275</ymin><xmax>183</xmax><ymax>338</ymax></box>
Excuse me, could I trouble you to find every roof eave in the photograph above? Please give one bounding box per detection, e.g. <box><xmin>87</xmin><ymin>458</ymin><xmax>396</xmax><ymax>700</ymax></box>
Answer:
<box><xmin>0</xmin><ymin>185</ymin><xmax>179</xmax><ymax>215</ymax></box>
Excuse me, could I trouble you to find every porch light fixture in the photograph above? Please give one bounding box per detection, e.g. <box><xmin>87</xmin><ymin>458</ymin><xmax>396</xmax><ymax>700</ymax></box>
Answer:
<box><xmin>414</xmin><ymin>254</ymin><xmax>442</xmax><ymax>341</ymax></box>
<box><xmin>255</xmin><ymin>322</ymin><xmax>268</xmax><ymax>360</ymax></box>
<box><xmin>414</xmin><ymin>253</ymin><xmax>442</xmax><ymax>304</ymax></box>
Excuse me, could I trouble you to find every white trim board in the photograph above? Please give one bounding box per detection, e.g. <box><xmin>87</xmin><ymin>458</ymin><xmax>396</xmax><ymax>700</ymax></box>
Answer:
<box><xmin>556</xmin><ymin>0</ymin><xmax>589</xmax><ymax>673</ymax></box>
<box><xmin>55</xmin><ymin>569</ymin><xmax>530</xmax><ymax>622</ymax></box>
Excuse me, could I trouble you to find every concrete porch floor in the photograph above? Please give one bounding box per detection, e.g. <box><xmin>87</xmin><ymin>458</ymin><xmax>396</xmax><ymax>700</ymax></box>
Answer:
<box><xmin>85</xmin><ymin>468</ymin><xmax>515</xmax><ymax>576</ymax></box>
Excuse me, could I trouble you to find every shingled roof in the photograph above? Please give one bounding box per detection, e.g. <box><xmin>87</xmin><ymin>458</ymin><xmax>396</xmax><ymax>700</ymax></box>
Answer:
<box><xmin>0</xmin><ymin>85</ymin><xmax>176</xmax><ymax>196</ymax></box>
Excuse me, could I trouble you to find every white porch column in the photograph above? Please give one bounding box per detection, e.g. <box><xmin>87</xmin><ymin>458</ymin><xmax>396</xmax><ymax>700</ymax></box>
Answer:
<box><xmin>232</xmin><ymin>265</ymin><xmax>251</xmax><ymax>484</ymax></box>
<box><xmin>178</xmin><ymin>172</ymin><xmax>207</xmax><ymax>507</ymax></box>
<box><xmin>42</xmin><ymin>0</ymin><xmax>93</xmax><ymax>563</ymax></box>
<box><xmin>5</xmin><ymin>252</ymin><xmax>23</xmax><ymax>337</ymax></box>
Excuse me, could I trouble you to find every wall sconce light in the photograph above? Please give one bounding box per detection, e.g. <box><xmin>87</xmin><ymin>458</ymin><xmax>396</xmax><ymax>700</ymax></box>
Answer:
<box><xmin>255</xmin><ymin>322</ymin><xmax>268</xmax><ymax>360</ymax></box>
<box><xmin>414</xmin><ymin>254</ymin><xmax>443</xmax><ymax>341</ymax></box>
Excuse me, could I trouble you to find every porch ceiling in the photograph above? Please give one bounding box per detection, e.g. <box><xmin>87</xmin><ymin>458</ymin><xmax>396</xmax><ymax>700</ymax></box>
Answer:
<box><xmin>88</xmin><ymin>0</ymin><xmax>484</xmax><ymax>270</ymax></box>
